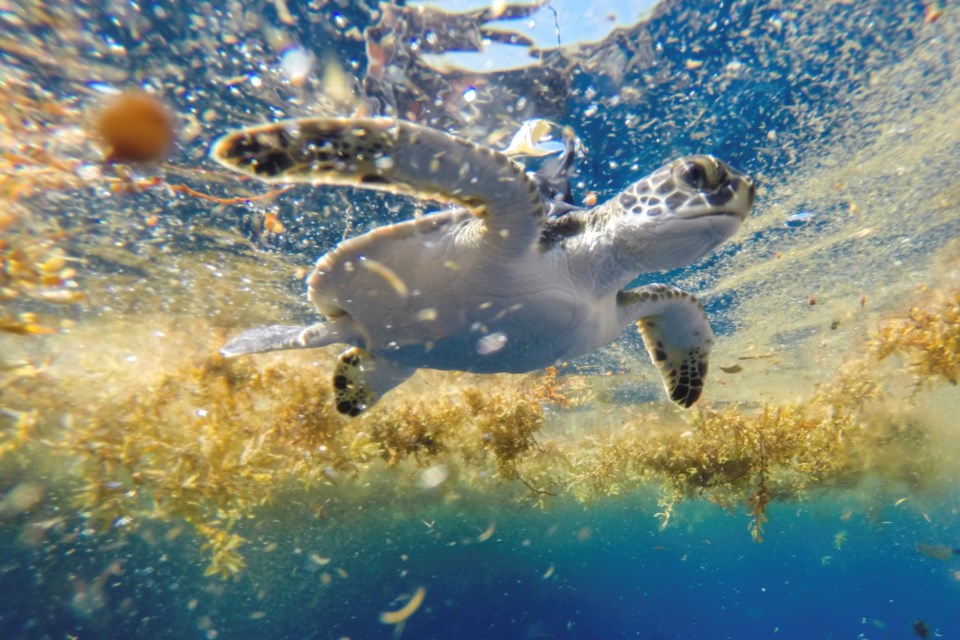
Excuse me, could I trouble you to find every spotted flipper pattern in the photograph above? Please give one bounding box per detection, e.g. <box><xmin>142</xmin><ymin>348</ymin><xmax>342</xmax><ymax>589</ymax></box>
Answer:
<box><xmin>332</xmin><ymin>347</ymin><xmax>416</xmax><ymax>417</ymax></box>
<box><xmin>333</xmin><ymin>348</ymin><xmax>373</xmax><ymax>417</ymax></box>
<box><xmin>210</xmin><ymin>117</ymin><xmax>544</xmax><ymax>255</ymax></box>
<box><xmin>616</xmin><ymin>284</ymin><xmax>714</xmax><ymax>407</ymax></box>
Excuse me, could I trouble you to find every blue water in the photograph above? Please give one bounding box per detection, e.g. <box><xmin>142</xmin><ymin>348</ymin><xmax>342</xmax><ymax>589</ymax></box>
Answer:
<box><xmin>1</xmin><ymin>0</ymin><xmax>959</xmax><ymax>638</ymax></box>
<box><xmin>2</xmin><ymin>495</ymin><xmax>958</xmax><ymax>638</ymax></box>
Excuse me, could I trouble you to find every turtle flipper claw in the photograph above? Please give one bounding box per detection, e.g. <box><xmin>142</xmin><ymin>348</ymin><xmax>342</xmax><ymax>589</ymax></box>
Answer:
<box><xmin>333</xmin><ymin>347</ymin><xmax>415</xmax><ymax>417</ymax></box>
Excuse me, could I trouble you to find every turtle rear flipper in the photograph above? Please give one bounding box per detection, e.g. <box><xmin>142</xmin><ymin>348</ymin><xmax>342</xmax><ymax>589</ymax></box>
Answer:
<box><xmin>333</xmin><ymin>347</ymin><xmax>415</xmax><ymax>417</ymax></box>
<box><xmin>221</xmin><ymin>320</ymin><xmax>360</xmax><ymax>357</ymax></box>
<box><xmin>616</xmin><ymin>284</ymin><xmax>715</xmax><ymax>408</ymax></box>
<box><xmin>210</xmin><ymin>117</ymin><xmax>544</xmax><ymax>255</ymax></box>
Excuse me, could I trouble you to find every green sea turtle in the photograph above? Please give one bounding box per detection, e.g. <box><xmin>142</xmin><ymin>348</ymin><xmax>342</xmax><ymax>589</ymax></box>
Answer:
<box><xmin>210</xmin><ymin>118</ymin><xmax>754</xmax><ymax>416</ymax></box>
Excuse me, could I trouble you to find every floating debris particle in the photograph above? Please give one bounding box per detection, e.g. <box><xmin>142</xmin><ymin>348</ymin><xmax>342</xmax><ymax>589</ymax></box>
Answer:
<box><xmin>915</xmin><ymin>543</ymin><xmax>956</xmax><ymax>561</ymax></box>
<box><xmin>502</xmin><ymin>119</ymin><xmax>561</xmax><ymax>157</ymax></box>
<box><xmin>0</xmin><ymin>482</ymin><xmax>44</xmax><ymax>517</ymax></box>
<box><xmin>417</xmin><ymin>465</ymin><xmax>449</xmax><ymax>489</ymax></box>
<box><xmin>834</xmin><ymin>530</ymin><xmax>847</xmax><ymax>550</ymax></box>
<box><xmin>94</xmin><ymin>91</ymin><xmax>174</xmax><ymax>163</ymax></box>
<box><xmin>719</xmin><ymin>364</ymin><xmax>743</xmax><ymax>374</ymax></box>
<box><xmin>309</xmin><ymin>553</ymin><xmax>331</xmax><ymax>567</ymax></box>
<box><xmin>786</xmin><ymin>210</ymin><xmax>813</xmax><ymax>227</ymax></box>
<box><xmin>379</xmin><ymin>586</ymin><xmax>426</xmax><ymax>627</ymax></box>
<box><xmin>273</xmin><ymin>0</ymin><xmax>295</xmax><ymax>25</ymax></box>
<box><xmin>280</xmin><ymin>45</ymin><xmax>313</xmax><ymax>86</ymax></box>
<box><xmin>359</xmin><ymin>257</ymin><xmax>409</xmax><ymax>297</ymax></box>
<box><xmin>416</xmin><ymin>308</ymin><xmax>438</xmax><ymax>322</ymax></box>
<box><xmin>477</xmin><ymin>523</ymin><xmax>495</xmax><ymax>543</ymax></box>
<box><xmin>476</xmin><ymin>332</ymin><xmax>508</xmax><ymax>355</ymax></box>
<box><xmin>263</xmin><ymin>212</ymin><xmax>285</xmax><ymax>235</ymax></box>
<box><xmin>542</xmin><ymin>564</ymin><xmax>555</xmax><ymax>579</ymax></box>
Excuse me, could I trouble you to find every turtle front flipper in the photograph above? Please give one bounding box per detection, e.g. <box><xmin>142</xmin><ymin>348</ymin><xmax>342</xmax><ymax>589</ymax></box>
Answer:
<box><xmin>616</xmin><ymin>284</ymin><xmax>715</xmax><ymax>408</ymax></box>
<box><xmin>210</xmin><ymin>118</ymin><xmax>544</xmax><ymax>255</ymax></box>
<box><xmin>221</xmin><ymin>319</ymin><xmax>360</xmax><ymax>357</ymax></box>
<box><xmin>333</xmin><ymin>347</ymin><xmax>415</xmax><ymax>417</ymax></box>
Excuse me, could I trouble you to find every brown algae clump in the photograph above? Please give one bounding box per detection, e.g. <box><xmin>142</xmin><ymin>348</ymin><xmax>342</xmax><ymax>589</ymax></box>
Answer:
<box><xmin>871</xmin><ymin>289</ymin><xmax>960</xmax><ymax>387</ymax></box>
<box><xmin>2</xmin><ymin>327</ymin><xmax>554</xmax><ymax>578</ymax></box>
<box><xmin>1</xmin><ymin>284</ymin><xmax>958</xmax><ymax>577</ymax></box>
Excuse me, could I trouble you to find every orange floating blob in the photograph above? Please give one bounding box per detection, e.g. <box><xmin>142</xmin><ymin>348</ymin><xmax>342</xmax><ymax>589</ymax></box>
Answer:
<box><xmin>95</xmin><ymin>92</ymin><xmax>175</xmax><ymax>163</ymax></box>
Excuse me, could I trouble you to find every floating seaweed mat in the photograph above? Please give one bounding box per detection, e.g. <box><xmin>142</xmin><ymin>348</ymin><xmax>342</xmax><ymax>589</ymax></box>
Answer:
<box><xmin>0</xmin><ymin>276</ymin><xmax>958</xmax><ymax>577</ymax></box>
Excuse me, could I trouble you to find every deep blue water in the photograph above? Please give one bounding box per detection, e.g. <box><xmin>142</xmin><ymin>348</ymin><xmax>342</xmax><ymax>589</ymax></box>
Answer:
<box><xmin>2</xmin><ymin>494</ymin><xmax>958</xmax><ymax>639</ymax></box>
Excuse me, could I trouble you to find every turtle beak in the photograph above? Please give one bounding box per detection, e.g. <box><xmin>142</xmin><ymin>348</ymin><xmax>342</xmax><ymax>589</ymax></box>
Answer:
<box><xmin>727</xmin><ymin>167</ymin><xmax>757</xmax><ymax>220</ymax></box>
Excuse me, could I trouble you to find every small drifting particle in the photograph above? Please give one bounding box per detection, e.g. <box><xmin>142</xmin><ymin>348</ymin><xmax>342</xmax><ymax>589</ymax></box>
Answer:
<box><xmin>76</xmin><ymin>164</ymin><xmax>102</xmax><ymax>181</ymax></box>
<box><xmin>416</xmin><ymin>308</ymin><xmax>438</xmax><ymax>322</ymax></box>
<box><xmin>808</xmin><ymin>297</ymin><xmax>817</xmax><ymax>306</ymax></box>
<box><xmin>925</xmin><ymin>2</ymin><xmax>942</xmax><ymax>22</ymax></box>
<box><xmin>786</xmin><ymin>210</ymin><xmax>812</xmax><ymax>227</ymax></box>
<box><xmin>490</xmin><ymin>0</ymin><xmax>508</xmax><ymax>19</ymax></box>
<box><xmin>249</xmin><ymin>611</ymin><xmax>266</xmax><ymax>620</ymax></box>
<box><xmin>281</xmin><ymin>46</ymin><xmax>313</xmax><ymax>87</ymax></box>
<box><xmin>477</xmin><ymin>523</ymin><xmax>495</xmax><ymax>543</ymax></box>
<box><xmin>417</xmin><ymin>464</ymin><xmax>448</xmax><ymax>489</ymax></box>
<box><xmin>582</xmin><ymin>191</ymin><xmax>598</xmax><ymax>207</ymax></box>
<box><xmin>542</xmin><ymin>564</ymin><xmax>555</xmax><ymax>579</ymax></box>
<box><xmin>320</xmin><ymin>572</ymin><xmax>333</xmax><ymax>585</ymax></box>
<box><xmin>273</xmin><ymin>0</ymin><xmax>295</xmax><ymax>25</ymax></box>
<box><xmin>719</xmin><ymin>364</ymin><xmax>743</xmax><ymax>374</ymax></box>
<box><xmin>0</xmin><ymin>482</ymin><xmax>44</xmax><ymax>515</ymax></box>
<box><xmin>359</xmin><ymin>257</ymin><xmax>409</xmax><ymax>298</ymax></box>
<box><xmin>263</xmin><ymin>212</ymin><xmax>285</xmax><ymax>235</ymax></box>
<box><xmin>894</xmin><ymin>497</ymin><xmax>909</xmax><ymax>507</ymax></box>
<box><xmin>476</xmin><ymin>332</ymin><xmax>508</xmax><ymax>355</ymax></box>
<box><xmin>685</xmin><ymin>59</ymin><xmax>703</xmax><ymax>70</ymax></box>
<box><xmin>379</xmin><ymin>586</ymin><xmax>426</xmax><ymax>626</ymax></box>
<box><xmin>502</xmin><ymin>119</ymin><xmax>561</xmax><ymax>157</ymax></box>
<box><xmin>336</xmin><ymin>567</ymin><xmax>349</xmax><ymax>579</ymax></box>
<box><xmin>29</xmin><ymin>290</ymin><xmax>86</xmax><ymax>304</ymax></box>
<box><xmin>309</xmin><ymin>553</ymin><xmax>331</xmax><ymax>567</ymax></box>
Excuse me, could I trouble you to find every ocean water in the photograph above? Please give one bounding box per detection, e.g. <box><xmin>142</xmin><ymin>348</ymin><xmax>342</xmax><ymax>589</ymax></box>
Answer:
<box><xmin>1</xmin><ymin>1</ymin><xmax>959</xmax><ymax>639</ymax></box>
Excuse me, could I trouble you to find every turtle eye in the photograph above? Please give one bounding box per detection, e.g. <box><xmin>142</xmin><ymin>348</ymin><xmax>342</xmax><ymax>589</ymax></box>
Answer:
<box><xmin>675</xmin><ymin>157</ymin><xmax>725</xmax><ymax>190</ymax></box>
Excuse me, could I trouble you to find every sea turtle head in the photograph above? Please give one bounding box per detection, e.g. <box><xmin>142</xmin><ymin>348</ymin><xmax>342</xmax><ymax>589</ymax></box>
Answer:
<box><xmin>613</xmin><ymin>155</ymin><xmax>754</xmax><ymax>271</ymax></box>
